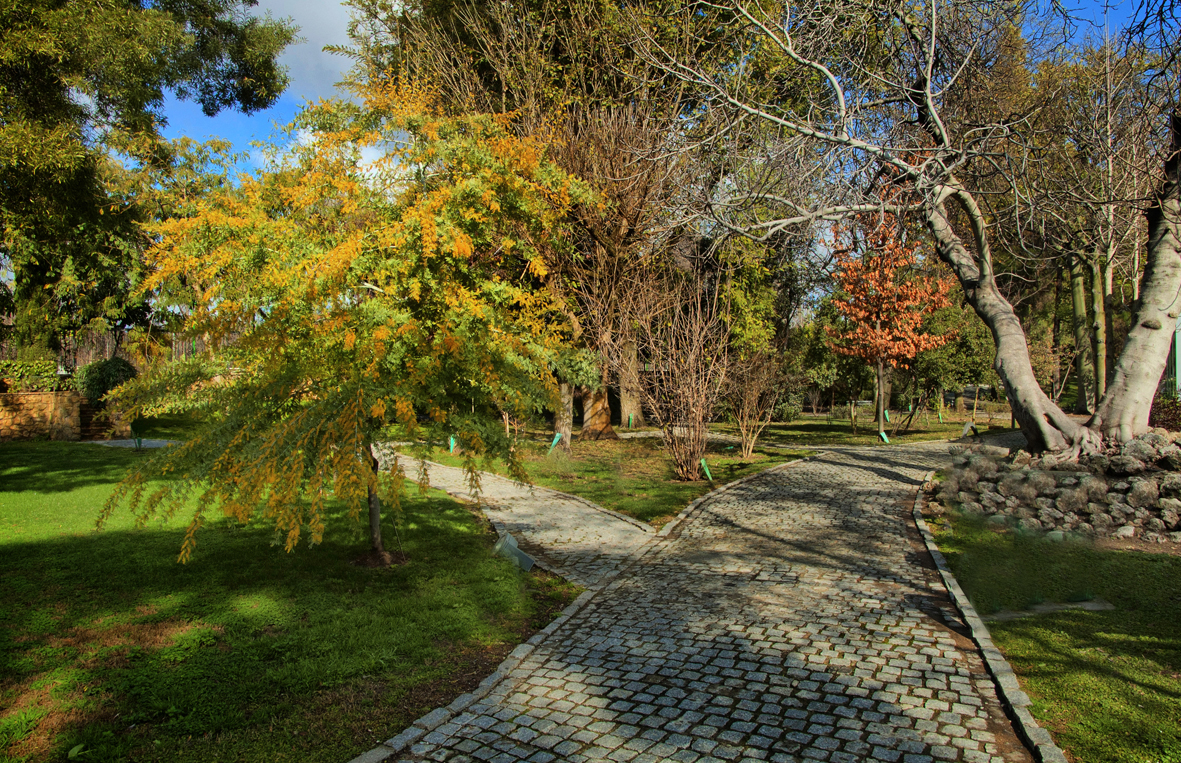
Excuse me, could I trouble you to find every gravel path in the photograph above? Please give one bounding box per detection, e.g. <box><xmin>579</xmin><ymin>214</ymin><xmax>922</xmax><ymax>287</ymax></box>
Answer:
<box><xmin>367</xmin><ymin>443</ymin><xmax>1036</xmax><ymax>763</ymax></box>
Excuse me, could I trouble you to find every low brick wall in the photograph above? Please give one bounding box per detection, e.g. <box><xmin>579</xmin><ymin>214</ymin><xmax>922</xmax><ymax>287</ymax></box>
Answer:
<box><xmin>0</xmin><ymin>391</ymin><xmax>82</xmax><ymax>441</ymax></box>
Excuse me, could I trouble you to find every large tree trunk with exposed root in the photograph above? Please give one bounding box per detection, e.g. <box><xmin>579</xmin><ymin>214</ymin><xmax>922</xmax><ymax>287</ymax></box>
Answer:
<box><xmin>1092</xmin><ymin>112</ymin><xmax>1181</xmax><ymax>441</ymax></box>
<box><xmin>928</xmin><ymin>109</ymin><xmax>1181</xmax><ymax>456</ymax></box>
<box><xmin>925</xmin><ymin>189</ymin><xmax>1099</xmax><ymax>455</ymax></box>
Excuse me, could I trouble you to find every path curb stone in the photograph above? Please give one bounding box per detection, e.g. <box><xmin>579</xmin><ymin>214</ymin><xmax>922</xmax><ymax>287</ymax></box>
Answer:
<box><xmin>911</xmin><ymin>470</ymin><xmax>1069</xmax><ymax>763</ymax></box>
<box><xmin>345</xmin><ymin>453</ymin><xmax>813</xmax><ymax>763</ymax></box>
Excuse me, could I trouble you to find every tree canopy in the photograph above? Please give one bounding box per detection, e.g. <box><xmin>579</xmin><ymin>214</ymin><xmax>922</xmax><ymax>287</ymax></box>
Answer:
<box><xmin>102</xmin><ymin>79</ymin><xmax>593</xmax><ymax>562</ymax></box>
<box><xmin>0</xmin><ymin>0</ymin><xmax>297</xmax><ymax>350</ymax></box>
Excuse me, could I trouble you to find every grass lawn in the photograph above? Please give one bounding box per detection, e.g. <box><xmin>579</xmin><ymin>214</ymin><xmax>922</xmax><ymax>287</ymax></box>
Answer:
<box><xmin>711</xmin><ymin>415</ymin><xmax>992</xmax><ymax>448</ymax></box>
<box><xmin>928</xmin><ymin>508</ymin><xmax>1181</xmax><ymax>763</ymax></box>
<box><xmin>408</xmin><ymin>438</ymin><xmax>810</xmax><ymax>527</ymax></box>
<box><xmin>0</xmin><ymin>442</ymin><xmax>579</xmax><ymax>763</ymax></box>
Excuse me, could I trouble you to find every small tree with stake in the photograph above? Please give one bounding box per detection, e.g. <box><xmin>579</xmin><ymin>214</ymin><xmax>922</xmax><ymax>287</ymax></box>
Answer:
<box><xmin>826</xmin><ymin>210</ymin><xmax>954</xmax><ymax>439</ymax></box>
<box><xmin>100</xmin><ymin>81</ymin><xmax>591</xmax><ymax>565</ymax></box>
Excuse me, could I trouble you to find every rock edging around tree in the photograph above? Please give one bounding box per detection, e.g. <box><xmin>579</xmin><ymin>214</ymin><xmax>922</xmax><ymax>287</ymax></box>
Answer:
<box><xmin>940</xmin><ymin>430</ymin><xmax>1181</xmax><ymax>542</ymax></box>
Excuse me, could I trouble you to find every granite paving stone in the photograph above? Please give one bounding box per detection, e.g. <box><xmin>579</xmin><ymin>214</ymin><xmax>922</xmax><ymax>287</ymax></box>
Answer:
<box><xmin>381</xmin><ymin>444</ymin><xmax>1035</xmax><ymax>763</ymax></box>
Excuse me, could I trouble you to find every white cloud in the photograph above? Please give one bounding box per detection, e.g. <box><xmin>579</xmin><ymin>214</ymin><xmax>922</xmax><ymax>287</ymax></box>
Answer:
<box><xmin>258</xmin><ymin>0</ymin><xmax>355</xmax><ymax>102</ymax></box>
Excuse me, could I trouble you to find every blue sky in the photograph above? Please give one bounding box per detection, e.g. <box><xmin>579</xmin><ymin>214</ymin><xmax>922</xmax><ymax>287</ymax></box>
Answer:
<box><xmin>156</xmin><ymin>0</ymin><xmax>1138</xmax><ymax>161</ymax></box>
<box><xmin>160</xmin><ymin>0</ymin><xmax>355</xmax><ymax>162</ymax></box>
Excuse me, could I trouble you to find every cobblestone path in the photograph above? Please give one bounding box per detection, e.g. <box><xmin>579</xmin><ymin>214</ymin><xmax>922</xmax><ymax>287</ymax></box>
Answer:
<box><xmin>377</xmin><ymin>448</ymin><xmax>653</xmax><ymax>589</ymax></box>
<box><xmin>383</xmin><ymin>444</ymin><xmax>1035</xmax><ymax>763</ymax></box>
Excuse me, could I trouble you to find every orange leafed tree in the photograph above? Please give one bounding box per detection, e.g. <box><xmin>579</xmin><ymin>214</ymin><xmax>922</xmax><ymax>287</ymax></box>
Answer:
<box><xmin>826</xmin><ymin>210</ymin><xmax>954</xmax><ymax>436</ymax></box>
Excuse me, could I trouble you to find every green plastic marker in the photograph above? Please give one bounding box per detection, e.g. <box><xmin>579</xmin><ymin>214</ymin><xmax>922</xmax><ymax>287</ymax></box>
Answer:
<box><xmin>628</xmin><ymin>413</ymin><xmax>634</xmax><ymax>429</ymax></box>
<box><xmin>449</xmin><ymin>436</ymin><xmax>456</xmax><ymax>453</ymax></box>
<box><xmin>884</xmin><ymin>409</ymin><xmax>890</xmax><ymax>423</ymax></box>
<box><xmin>879</xmin><ymin>431</ymin><xmax>889</xmax><ymax>443</ymax></box>
<box><xmin>700</xmin><ymin>458</ymin><xmax>713</xmax><ymax>481</ymax></box>
<box><xmin>938</xmin><ymin>410</ymin><xmax>944</xmax><ymax>423</ymax></box>
<box><xmin>548</xmin><ymin>432</ymin><xmax>563</xmax><ymax>454</ymax></box>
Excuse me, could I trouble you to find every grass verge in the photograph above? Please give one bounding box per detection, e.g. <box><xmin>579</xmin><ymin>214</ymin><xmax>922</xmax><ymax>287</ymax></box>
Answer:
<box><xmin>406</xmin><ymin>438</ymin><xmax>809</xmax><ymax>527</ymax></box>
<box><xmin>928</xmin><ymin>508</ymin><xmax>1181</xmax><ymax>763</ymax></box>
<box><xmin>0</xmin><ymin>442</ymin><xmax>579</xmax><ymax>763</ymax></box>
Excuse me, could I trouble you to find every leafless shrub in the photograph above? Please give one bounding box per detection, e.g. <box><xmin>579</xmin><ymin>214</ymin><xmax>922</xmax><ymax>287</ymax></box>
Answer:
<box><xmin>723</xmin><ymin>352</ymin><xmax>784</xmax><ymax>460</ymax></box>
<box><xmin>632</xmin><ymin>273</ymin><xmax>730</xmax><ymax>480</ymax></box>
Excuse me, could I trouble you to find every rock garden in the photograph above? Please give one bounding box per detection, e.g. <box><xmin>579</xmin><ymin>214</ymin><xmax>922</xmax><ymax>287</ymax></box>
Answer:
<box><xmin>940</xmin><ymin>430</ymin><xmax>1181</xmax><ymax>542</ymax></box>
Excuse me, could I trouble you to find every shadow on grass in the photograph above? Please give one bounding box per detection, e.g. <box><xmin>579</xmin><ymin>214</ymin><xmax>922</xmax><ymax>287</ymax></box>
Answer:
<box><xmin>0</xmin><ymin>487</ymin><xmax>557</xmax><ymax>763</ymax></box>
<box><xmin>934</xmin><ymin>511</ymin><xmax>1181</xmax><ymax>763</ymax></box>
<box><xmin>0</xmin><ymin>442</ymin><xmax>156</xmax><ymax>494</ymax></box>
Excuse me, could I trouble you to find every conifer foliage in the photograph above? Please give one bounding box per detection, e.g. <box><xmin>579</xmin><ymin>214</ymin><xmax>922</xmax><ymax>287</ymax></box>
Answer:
<box><xmin>100</xmin><ymin>81</ymin><xmax>592</xmax><ymax>564</ymax></box>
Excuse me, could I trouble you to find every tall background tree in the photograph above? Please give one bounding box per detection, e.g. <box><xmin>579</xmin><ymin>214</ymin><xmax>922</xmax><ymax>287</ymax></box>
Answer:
<box><xmin>0</xmin><ymin>0</ymin><xmax>296</xmax><ymax>353</ymax></box>
<box><xmin>633</xmin><ymin>0</ymin><xmax>1181</xmax><ymax>454</ymax></box>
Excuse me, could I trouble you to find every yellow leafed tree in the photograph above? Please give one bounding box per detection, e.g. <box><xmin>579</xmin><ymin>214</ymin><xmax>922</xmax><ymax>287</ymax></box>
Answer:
<box><xmin>101</xmin><ymin>80</ymin><xmax>593</xmax><ymax>565</ymax></box>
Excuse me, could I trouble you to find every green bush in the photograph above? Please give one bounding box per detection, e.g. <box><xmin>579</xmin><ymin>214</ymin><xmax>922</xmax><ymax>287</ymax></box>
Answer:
<box><xmin>0</xmin><ymin>360</ymin><xmax>61</xmax><ymax>392</ymax></box>
<box><xmin>773</xmin><ymin>392</ymin><xmax>803</xmax><ymax>423</ymax></box>
<box><xmin>75</xmin><ymin>357</ymin><xmax>137</xmax><ymax>404</ymax></box>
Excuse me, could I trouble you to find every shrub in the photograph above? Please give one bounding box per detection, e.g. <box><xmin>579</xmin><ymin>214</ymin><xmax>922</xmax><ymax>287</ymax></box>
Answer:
<box><xmin>772</xmin><ymin>392</ymin><xmax>803</xmax><ymax>423</ymax></box>
<box><xmin>0</xmin><ymin>360</ymin><xmax>61</xmax><ymax>391</ymax></box>
<box><xmin>75</xmin><ymin>357</ymin><xmax>137</xmax><ymax>404</ymax></box>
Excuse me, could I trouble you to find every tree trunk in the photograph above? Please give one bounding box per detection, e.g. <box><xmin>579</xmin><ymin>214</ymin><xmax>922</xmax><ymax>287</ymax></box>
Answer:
<box><xmin>1070</xmin><ymin>253</ymin><xmax>1096</xmax><ymax>413</ymax></box>
<box><xmin>925</xmin><ymin>188</ymin><xmax>1095</xmax><ymax>454</ymax></box>
<box><xmin>365</xmin><ymin>443</ymin><xmax>386</xmax><ymax>557</ymax></box>
<box><xmin>1091</xmin><ymin>253</ymin><xmax>1109</xmax><ymax>400</ymax></box>
<box><xmin>619</xmin><ymin>339</ymin><xmax>645</xmax><ymax>428</ymax></box>
<box><xmin>555</xmin><ymin>381</ymin><xmax>573</xmax><ymax>451</ymax></box>
<box><xmin>1092</xmin><ymin>112</ymin><xmax>1181</xmax><ymax>442</ymax></box>
<box><xmin>876</xmin><ymin>359</ymin><xmax>885</xmax><ymax>436</ymax></box>
<box><xmin>577</xmin><ymin>367</ymin><xmax>619</xmax><ymax>441</ymax></box>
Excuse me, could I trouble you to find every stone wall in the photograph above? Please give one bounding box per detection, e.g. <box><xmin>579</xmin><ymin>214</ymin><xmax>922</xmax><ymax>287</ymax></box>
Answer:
<box><xmin>940</xmin><ymin>431</ymin><xmax>1181</xmax><ymax>543</ymax></box>
<box><xmin>0</xmin><ymin>392</ymin><xmax>82</xmax><ymax>441</ymax></box>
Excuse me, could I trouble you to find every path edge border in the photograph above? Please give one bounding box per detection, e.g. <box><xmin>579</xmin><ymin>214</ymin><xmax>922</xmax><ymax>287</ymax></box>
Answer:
<box><xmin>911</xmin><ymin>470</ymin><xmax>1069</xmax><ymax>763</ymax></box>
<box><xmin>346</xmin><ymin>450</ymin><xmax>817</xmax><ymax>763</ymax></box>
<box><xmin>344</xmin><ymin>582</ymin><xmax>598</xmax><ymax>763</ymax></box>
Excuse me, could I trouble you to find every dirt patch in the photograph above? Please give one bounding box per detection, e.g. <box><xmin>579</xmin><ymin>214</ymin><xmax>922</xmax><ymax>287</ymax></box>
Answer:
<box><xmin>11</xmin><ymin>617</ymin><xmax>213</xmax><ymax>655</ymax></box>
<box><xmin>351</xmin><ymin>549</ymin><xmax>408</xmax><ymax>567</ymax></box>
<box><xmin>1093</xmin><ymin>537</ymin><xmax>1181</xmax><ymax>556</ymax></box>
<box><xmin>1</xmin><ymin>616</ymin><xmax>215</xmax><ymax>761</ymax></box>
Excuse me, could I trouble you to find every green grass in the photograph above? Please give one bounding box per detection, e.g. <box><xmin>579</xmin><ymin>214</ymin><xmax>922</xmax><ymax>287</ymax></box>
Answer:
<box><xmin>129</xmin><ymin>414</ymin><xmax>205</xmax><ymax>441</ymax></box>
<box><xmin>412</xmin><ymin>438</ymin><xmax>809</xmax><ymax>526</ymax></box>
<box><xmin>711</xmin><ymin>415</ymin><xmax>989</xmax><ymax>448</ymax></box>
<box><xmin>930</xmin><ymin>510</ymin><xmax>1181</xmax><ymax>763</ymax></box>
<box><xmin>0</xmin><ymin>442</ymin><xmax>579</xmax><ymax>763</ymax></box>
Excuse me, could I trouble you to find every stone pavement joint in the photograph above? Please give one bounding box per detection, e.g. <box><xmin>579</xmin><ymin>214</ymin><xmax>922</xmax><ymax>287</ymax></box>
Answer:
<box><xmin>354</xmin><ymin>443</ymin><xmax>1041</xmax><ymax>763</ymax></box>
